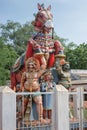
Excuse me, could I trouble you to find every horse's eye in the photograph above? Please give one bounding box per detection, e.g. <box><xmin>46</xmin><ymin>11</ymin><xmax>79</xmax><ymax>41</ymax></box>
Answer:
<box><xmin>40</xmin><ymin>13</ymin><xmax>43</xmax><ymax>18</ymax></box>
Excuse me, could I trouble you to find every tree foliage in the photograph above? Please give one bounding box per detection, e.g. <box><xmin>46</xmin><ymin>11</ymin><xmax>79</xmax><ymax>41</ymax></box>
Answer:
<box><xmin>0</xmin><ymin>38</ymin><xmax>18</xmax><ymax>85</ymax></box>
<box><xmin>65</xmin><ymin>42</ymin><xmax>87</xmax><ymax>69</ymax></box>
<box><xmin>0</xmin><ymin>20</ymin><xmax>34</xmax><ymax>85</ymax></box>
<box><xmin>0</xmin><ymin>20</ymin><xmax>34</xmax><ymax>55</ymax></box>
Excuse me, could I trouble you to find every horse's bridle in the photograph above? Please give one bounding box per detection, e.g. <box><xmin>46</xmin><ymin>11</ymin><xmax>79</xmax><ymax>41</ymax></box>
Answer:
<box><xmin>33</xmin><ymin>9</ymin><xmax>54</xmax><ymax>39</ymax></box>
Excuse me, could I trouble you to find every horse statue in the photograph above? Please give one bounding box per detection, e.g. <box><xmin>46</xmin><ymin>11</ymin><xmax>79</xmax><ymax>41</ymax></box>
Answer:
<box><xmin>11</xmin><ymin>3</ymin><xmax>71</xmax><ymax>123</ymax></box>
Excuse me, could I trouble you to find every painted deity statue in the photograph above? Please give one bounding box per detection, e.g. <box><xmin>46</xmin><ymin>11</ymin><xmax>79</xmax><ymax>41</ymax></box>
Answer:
<box><xmin>10</xmin><ymin>3</ymin><xmax>71</xmax><ymax>123</ymax></box>
<box><xmin>40</xmin><ymin>70</ymin><xmax>56</xmax><ymax>119</ymax></box>
<box><xmin>55</xmin><ymin>56</ymin><xmax>72</xmax><ymax>89</ymax></box>
<box><xmin>20</xmin><ymin>57</ymin><xmax>48</xmax><ymax>123</ymax></box>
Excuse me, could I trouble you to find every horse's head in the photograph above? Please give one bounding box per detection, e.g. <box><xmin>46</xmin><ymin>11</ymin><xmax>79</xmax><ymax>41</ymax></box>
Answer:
<box><xmin>32</xmin><ymin>3</ymin><xmax>54</xmax><ymax>33</ymax></box>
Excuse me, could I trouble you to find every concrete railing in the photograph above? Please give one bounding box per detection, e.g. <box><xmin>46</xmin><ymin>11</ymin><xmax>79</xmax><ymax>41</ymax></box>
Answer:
<box><xmin>0</xmin><ymin>85</ymin><xmax>69</xmax><ymax>130</ymax></box>
<box><xmin>0</xmin><ymin>86</ymin><xmax>16</xmax><ymax>130</ymax></box>
<box><xmin>52</xmin><ymin>85</ymin><xmax>69</xmax><ymax>130</ymax></box>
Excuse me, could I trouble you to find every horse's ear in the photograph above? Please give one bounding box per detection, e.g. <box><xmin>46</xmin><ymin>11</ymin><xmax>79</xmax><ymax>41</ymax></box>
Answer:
<box><xmin>47</xmin><ymin>5</ymin><xmax>51</xmax><ymax>10</ymax></box>
<box><xmin>37</xmin><ymin>3</ymin><xmax>43</xmax><ymax>10</ymax></box>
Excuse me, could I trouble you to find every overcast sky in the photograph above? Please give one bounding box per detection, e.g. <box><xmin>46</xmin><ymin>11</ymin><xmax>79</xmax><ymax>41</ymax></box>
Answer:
<box><xmin>0</xmin><ymin>0</ymin><xmax>87</xmax><ymax>44</ymax></box>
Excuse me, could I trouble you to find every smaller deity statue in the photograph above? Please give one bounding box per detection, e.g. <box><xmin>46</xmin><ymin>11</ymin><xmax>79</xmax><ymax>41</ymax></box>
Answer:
<box><xmin>20</xmin><ymin>57</ymin><xmax>48</xmax><ymax>123</ymax></box>
<box><xmin>60</xmin><ymin>61</ymin><xmax>72</xmax><ymax>89</ymax></box>
<box><xmin>41</xmin><ymin>70</ymin><xmax>56</xmax><ymax>119</ymax></box>
<box><xmin>55</xmin><ymin>55</ymin><xmax>71</xmax><ymax>89</ymax></box>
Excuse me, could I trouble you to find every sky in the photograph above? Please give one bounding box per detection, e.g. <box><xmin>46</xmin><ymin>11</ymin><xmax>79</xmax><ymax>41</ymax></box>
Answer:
<box><xmin>0</xmin><ymin>0</ymin><xmax>87</xmax><ymax>44</ymax></box>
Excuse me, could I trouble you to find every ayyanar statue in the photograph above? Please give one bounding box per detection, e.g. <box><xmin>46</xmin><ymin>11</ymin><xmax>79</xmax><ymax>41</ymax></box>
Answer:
<box><xmin>20</xmin><ymin>57</ymin><xmax>49</xmax><ymax>123</ymax></box>
<box><xmin>10</xmin><ymin>3</ymin><xmax>71</xmax><ymax>124</ymax></box>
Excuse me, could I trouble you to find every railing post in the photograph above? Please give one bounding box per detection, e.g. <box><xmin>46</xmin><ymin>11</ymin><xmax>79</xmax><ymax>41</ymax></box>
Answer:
<box><xmin>79</xmin><ymin>87</ymin><xmax>84</xmax><ymax>130</ymax></box>
<box><xmin>0</xmin><ymin>86</ymin><xmax>16</xmax><ymax>130</ymax></box>
<box><xmin>52</xmin><ymin>85</ymin><xmax>69</xmax><ymax>130</ymax></box>
<box><xmin>73</xmin><ymin>87</ymin><xmax>80</xmax><ymax>118</ymax></box>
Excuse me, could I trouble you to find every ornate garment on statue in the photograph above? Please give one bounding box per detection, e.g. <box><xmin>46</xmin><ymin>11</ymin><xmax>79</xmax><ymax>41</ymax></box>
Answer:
<box><xmin>25</xmin><ymin>33</ymin><xmax>64</xmax><ymax>68</ymax></box>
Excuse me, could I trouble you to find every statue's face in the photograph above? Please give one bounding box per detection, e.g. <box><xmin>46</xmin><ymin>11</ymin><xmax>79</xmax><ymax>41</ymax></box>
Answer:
<box><xmin>26</xmin><ymin>57</ymin><xmax>40</xmax><ymax>72</ymax></box>
<box><xmin>27</xmin><ymin>62</ymin><xmax>36</xmax><ymax>72</ymax></box>
<box><xmin>62</xmin><ymin>63</ymin><xmax>70</xmax><ymax>71</ymax></box>
<box><xmin>44</xmin><ymin>72</ymin><xmax>53</xmax><ymax>81</ymax></box>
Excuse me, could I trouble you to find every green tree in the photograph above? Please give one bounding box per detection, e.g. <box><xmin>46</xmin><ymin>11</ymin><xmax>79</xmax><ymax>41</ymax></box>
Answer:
<box><xmin>65</xmin><ymin>42</ymin><xmax>87</xmax><ymax>69</ymax></box>
<box><xmin>0</xmin><ymin>20</ymin><xmax>34</xmax><ymax>55</ymax></box>
<box><xmin>0</xmin><ymin>38</ymin><xmax>18</xmax><ymax>85</ymax></box>
<box><xmin>0</xmin><ymin>20</ymin><xmax>34</xmax><ymax>85</ymax></box>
